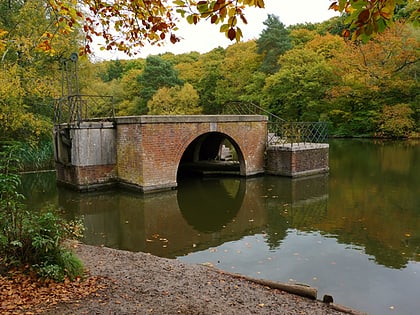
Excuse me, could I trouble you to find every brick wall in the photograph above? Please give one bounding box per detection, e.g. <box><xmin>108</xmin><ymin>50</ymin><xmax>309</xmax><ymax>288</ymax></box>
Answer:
<box><xmin>56</xmin><ymin>163</ymin><xmax>116</xmax><ymax>191</ymax></box>
<box><xmin>115</xmin><ymin>116</ymin><xmax>267</xmax><ymax>192</ymax></box>
<box><xmin>265</xmin><ymin>144</ymin><xmax>329</xmax><ymax>177</ymax></box>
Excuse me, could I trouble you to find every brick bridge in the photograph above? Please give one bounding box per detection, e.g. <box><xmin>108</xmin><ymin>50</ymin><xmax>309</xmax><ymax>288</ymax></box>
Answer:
<box><xmin>54</xmin><ymin>115</ymin><xmax>329</xmax><ymax>193</ymax></box>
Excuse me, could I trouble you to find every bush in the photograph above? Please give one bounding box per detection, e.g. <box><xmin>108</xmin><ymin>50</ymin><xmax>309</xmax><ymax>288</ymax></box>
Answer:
<box><xmin>379</xmin><ymin>104</ymin><xmax>415</xmax><ymax>138</ymax></box>
<box><xmin>0</xmin><ymin>142</ymin><xmax>83</xmax><ymax>281</ymax></box>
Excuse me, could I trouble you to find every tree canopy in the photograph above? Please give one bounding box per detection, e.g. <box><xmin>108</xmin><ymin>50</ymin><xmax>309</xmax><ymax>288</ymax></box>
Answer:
<box><xmin>89</xmin><ymin>16</ymin><xmax>419</xmax><ymax>138</ymax></box>
<box><xmin>1</xmin><ymin>0</ymin><xmax>418</xmax><ymax>57</ymax></box>
<box><xmin>0</xmin><ymin>2</ymin><xmax>418</xmax><ymax>142</ymax></box>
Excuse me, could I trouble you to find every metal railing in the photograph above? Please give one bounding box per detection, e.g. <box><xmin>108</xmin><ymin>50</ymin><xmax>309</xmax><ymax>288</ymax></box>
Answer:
<box><xmin>268</xmin><ymin>121</ymin><xmax>328</xmax><ymax>146</ymax></box>
<box><xmin>223</xmin><ymin>101</ymin><xmax>328</xmax><ymax>146</ymax></box>
<box><xmin>53</xmin><ymin>94</ymin><xmax>115</xmax><ymax>124</ymax></box>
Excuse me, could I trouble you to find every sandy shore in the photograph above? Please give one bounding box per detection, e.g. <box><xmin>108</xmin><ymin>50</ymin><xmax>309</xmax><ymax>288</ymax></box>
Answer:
<box><xmin>45</xmin><ymin>244</ymin><xmax>365</xmax><ymax>314</ymax></box>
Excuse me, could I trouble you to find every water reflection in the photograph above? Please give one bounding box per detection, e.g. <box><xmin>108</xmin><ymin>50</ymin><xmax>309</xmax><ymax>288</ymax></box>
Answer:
<box><xmin>55</xmin><ymin>174</ymin><xmax>329</xmax><ymax>259</ymax></box>
<box><xmin>177</xmin><ymin>178</ymin><xmax>245</xmax><ymax>232</ymax></box>
<box><xmin>327</xmin><ymin>139</ymin><xmax>420</xmax><ymax>269</ymax></box>
<box><xmin>20</xmin><ymin>171</ymin><xmax>58</xmax><ymax>209</ymax></box>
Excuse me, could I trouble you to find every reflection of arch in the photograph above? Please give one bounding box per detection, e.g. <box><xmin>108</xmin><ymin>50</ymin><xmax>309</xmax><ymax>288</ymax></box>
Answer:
<box><xmin>177</xmin><ymin>178</ymin><xmax>246</xmax><ymax>232</ymax></box>
<box><xmin>177</xmin><ymin>132</ymin><xmax>245</xmax><ymax>179</ymax></box>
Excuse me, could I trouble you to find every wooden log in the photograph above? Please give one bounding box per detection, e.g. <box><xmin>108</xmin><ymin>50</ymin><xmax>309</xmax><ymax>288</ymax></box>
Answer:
<box><xmin>329</xmin><ymin>303</ymin><xmax>369</xmax><ymax>315</ymax></box>
<box><xmin>214</xmin><ymin>269</ymin><xmax>317</xmax><ymax>300</ymax></box>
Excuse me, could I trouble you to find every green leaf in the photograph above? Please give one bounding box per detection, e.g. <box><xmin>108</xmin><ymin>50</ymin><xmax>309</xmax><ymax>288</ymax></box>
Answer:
<box><xmin>220</xmin><ymin>23</ymin><xmax>229</xmax><ymax>32</ymax></box>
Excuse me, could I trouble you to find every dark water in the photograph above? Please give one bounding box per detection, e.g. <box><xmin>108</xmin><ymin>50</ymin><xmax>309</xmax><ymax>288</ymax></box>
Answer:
<box><xmin>21</xmin><ymin>139</ymin><xmax>420</xmax><ymax>315</ymax></box>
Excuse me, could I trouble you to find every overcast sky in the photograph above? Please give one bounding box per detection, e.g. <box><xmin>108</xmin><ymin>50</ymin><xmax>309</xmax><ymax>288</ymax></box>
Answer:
<box><xmin>95</xmin><ymin>0</ymin><xmax>339</xmax><ymax>60</ymax></box>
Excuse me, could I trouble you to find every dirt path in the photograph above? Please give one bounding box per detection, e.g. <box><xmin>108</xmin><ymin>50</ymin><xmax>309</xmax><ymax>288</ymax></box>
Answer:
<box><xmin>47</xmin><ymin>244</ymin><xmax>363</xmax><ymax>314</ymax></box>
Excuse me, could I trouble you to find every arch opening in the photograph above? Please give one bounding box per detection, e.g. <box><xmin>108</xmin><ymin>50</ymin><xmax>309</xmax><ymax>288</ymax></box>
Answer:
<box><xmin>177</xmin><ymin>132</ymin><xmax>244</xmax><ymax>180</ymax></box>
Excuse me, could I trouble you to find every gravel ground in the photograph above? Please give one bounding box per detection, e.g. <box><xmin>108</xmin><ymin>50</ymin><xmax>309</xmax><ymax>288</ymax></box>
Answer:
<box><xmin>48</xmin><ymin>244</ymin><xmax>363</xmax><ymax>315</ymax></box>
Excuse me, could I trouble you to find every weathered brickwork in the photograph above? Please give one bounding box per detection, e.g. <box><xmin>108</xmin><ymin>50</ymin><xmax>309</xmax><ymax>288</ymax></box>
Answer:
<box><xmin>265</xmin><ymin>144</ymin><xmax>329</xmax><ymax>177</ymax></box>
<box><xmin>115</xmin><ymin>116</ymin><xmax>267</xmax><ymax>191</ymax></box>
<box><xmin>56</xmin><ymin>163</ymin><xmax>116</xmax><ymax>190</ymax></box>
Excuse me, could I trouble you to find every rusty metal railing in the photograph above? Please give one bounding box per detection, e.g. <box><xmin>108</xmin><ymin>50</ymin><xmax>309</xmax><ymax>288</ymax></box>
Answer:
<box><xmin>53</xmin><ymin>94</ymin><xmax>114</xmax><ymax>124</ymax></box>
<box><xmin>223</xmin><ymin>101</ymin><xmax>328</xmax><ymax>146</ymax></box>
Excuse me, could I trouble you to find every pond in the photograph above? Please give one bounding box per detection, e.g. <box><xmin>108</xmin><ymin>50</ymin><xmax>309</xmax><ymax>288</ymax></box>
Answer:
<box><xmin>21</xmin><ymin>139</ymin><xmax>420</xmax><ymax>315</ymax></box>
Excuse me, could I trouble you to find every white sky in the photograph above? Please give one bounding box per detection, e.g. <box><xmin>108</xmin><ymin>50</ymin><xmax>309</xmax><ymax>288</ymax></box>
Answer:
<box><xmin>94</xmin><ymin>0</ymin><xmax>339</xmax><ymax>60</ymax></box>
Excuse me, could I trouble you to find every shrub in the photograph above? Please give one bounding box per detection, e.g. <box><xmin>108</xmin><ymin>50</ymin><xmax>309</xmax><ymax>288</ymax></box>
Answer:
<box><xmin>13</xmin><ymin>140</ymin><xmax>54</xmax><ymax>172</ymax></box>
<box><xmin>0</xmin><ymin>142</ymin><xmax>83</xmax><ymax>281</ymax></box>
<box><xmin>379</xmin><ymin>104</ymin><xmax>415</xmax><ymax>138</ymax></box>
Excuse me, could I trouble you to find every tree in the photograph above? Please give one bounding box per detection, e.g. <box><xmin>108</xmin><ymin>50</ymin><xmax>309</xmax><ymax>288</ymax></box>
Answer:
<box><xmin>0</xmin><ymin>65</ymin><xmax>51</xmax><ymax>143</ymax></box>
<box><xmin>195</xmin><ymin>47</ymin><xmax>226</xmax><ymax>114</ymax></box>
<box><xmin>263</xmin><ymin>47</ymin><xmax>337</xmax><ymax>121</ymax></box>
<box><xmin>147</xmin><ymin>83</ymin><xmax>201</xmax><ymax>115</ymax></box>
<box><xmin>330</xmin><ymin>0</ymin><xmax>420</xmax><ymax>41</ymax></box>
<box><xmin>256</xmin><ymin>15</ymin><xmax>292</xmax><ymax>74</ymax></box>
<box><xmin>136</xmin><ymin>55</ymin><xmax>183</xmax><ymax>114</ymax></box>
<box><xmin>215</xmin><ymin>41</ymin><xmax>262</xmax><ymax>105</ymax></box>
<box><xmin>379</xmin><ymin>103</ymin><xmax>415</xmax><ymax>137</ymax></box>
<box><xmin>99</xmin><ymin>59</ymin><xmax>124</xmax><ymax>82</ymax></box>
<box><xmin>0</xmin><ymin>0</ymin><xmax>81</xmax><ymax>143</ymax></box>
<box><xmin>327</xmin><ymin>22</ymin><xmax>419</xmax><ymax>135</ymax></box>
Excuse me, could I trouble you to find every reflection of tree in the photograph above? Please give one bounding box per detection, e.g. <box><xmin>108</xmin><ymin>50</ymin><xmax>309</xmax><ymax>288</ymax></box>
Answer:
<box><xmin>261</xmin><ymin>176</ymin><xmax>329</xmax><ymax>251</ymax></box>
<box><xmin>324</xmin><ymin>139</ymin><xmax>420</xmax><ymax>268</ymax></box>
<box><xmin>20</xmin><ymin>172</ymin><xmax>58</xmax><ymax>209</ymax></box>
<box><xmin>263</xmin><ymin>198</ymin><xmax>329</xmax><ymax>250</ymax></box>
<box><xmin>331</xmin><ymin>232</ymin><xmax>409</xmax><ymax>269</ymax></box>
<box><xmin>263</xmin><ymin>204</ymin><xmax>288</xmax><ymax>250</ymax></box>
<box><xmin>177</xmin><ymin>178</ymin><xmax>244</xmax><ymax>233</ymax></box>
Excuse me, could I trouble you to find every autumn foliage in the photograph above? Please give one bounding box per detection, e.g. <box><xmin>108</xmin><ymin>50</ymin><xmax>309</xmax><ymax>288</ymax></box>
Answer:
<box><xmin>0</xmin><ymin>268</ymin><xmax>104</xmax><ymax>314</ymax></box>
<box><xmin>1</xmin><ymin>0</ymin><xmax>417</xmax><ymax>57</ymax></box>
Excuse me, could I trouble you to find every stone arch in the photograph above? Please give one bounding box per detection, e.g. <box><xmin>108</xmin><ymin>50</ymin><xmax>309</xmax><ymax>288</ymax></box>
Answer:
<box><xmin>176</xmin><ymin>132</ymin><xmax>246</xmax><ymax>179</ymax></box>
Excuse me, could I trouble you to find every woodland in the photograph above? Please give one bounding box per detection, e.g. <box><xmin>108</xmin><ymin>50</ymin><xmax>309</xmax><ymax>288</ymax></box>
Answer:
<box><xmin>90</xmin><ymin>16</ymin><xmax>420</xmax><ymax>140</ymax></box>
<box><xmin>0</xmin><ymin>0</ymin><xmax>419</xmax><ymax>154</ymax></box>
